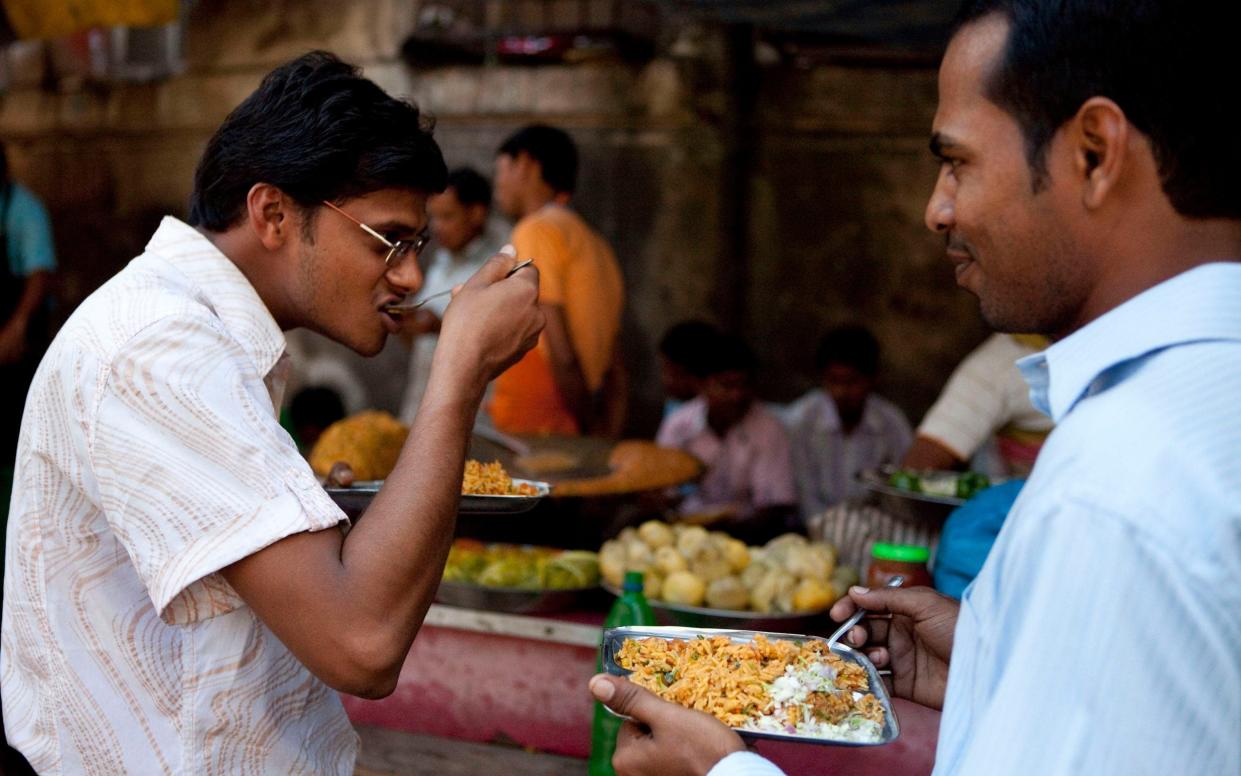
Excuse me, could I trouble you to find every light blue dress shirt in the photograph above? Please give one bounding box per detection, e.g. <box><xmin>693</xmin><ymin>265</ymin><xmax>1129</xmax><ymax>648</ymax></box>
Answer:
<box><xmin>709</xmin><ymin>262</ymin><xmax>1241</xmax><ymax>776</ymax></box>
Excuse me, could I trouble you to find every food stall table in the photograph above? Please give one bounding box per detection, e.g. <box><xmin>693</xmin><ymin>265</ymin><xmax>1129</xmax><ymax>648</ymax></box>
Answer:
<box><xmin>342</xmin><ymin>605</ymin><xmax>940</xmax><ymax>775</ymax></box>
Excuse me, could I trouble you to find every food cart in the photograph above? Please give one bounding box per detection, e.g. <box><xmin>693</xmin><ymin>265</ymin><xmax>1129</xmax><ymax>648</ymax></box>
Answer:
<box><xmin>322</xmin><ymin>427</ymin><xmax>940</xmax><ymax>774</ymax></box>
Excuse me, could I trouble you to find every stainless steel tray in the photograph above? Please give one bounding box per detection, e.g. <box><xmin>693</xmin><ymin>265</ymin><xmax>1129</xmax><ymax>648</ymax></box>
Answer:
<box><xmin>601</xmin><ymin>625</ymin><xmax>898</xmax><ymax>747</ymax></box>
<box><xmin>601</xmin><ymin>581</ymin><xmax>831</xmax><ymax>633</ymax></box>
<box><xmin>434</xmin><ymin>579</ymin><xmax>600</xmax><ymax>614</ymax></box>
<box><xmin>857</xmin><ymin>466</ymin><xmax>963</xmax><ymax>526</ymax></box>
<box><xmin>326</xmin><ymin>479</ymin><xmax>550</xmax><ymax>518</ymax></box>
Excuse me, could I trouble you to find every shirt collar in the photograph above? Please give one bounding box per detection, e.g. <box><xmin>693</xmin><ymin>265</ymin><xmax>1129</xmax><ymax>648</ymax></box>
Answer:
<box><xmin>807</xmin><ymin>389</ymin><xmax>883</xmax><ymax>435</ymax></box>
<box><xmin>145</xmin><ymin>217</ymin><xmax>288</xmax><ymax>377</ymax></box>
<box><xmin>1019</xmin><ymin>262</ymin><xmax>1241</xmax><ymax>422</ymax></box>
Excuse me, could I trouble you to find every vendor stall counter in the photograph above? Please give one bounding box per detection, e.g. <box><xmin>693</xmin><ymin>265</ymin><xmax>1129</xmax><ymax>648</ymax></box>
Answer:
<box><xmin>342</xmin><ymin>604</ymin><xmax>940</xmax><ymax>775</ymax></box>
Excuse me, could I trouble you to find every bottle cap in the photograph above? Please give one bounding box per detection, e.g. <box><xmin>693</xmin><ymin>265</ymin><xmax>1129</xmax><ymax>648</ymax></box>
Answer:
<box><xmin>871</xmin><ymin>542</ymin><xmax>930</xmax><ymax>563</ymax></box>
<box><xmin>622</xmin><ymin>570</ymin><xmax>645</xmax><ymax>592</ymax></box>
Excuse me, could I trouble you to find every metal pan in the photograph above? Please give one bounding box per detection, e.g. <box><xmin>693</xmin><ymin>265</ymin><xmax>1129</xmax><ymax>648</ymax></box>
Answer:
<box><xmin>325</xmin><ymin>479</ymin><xmax>551</xmax><ymax>519</ymax></box>
<box><xmin>601</xmin><ymin>581</ymin><xmax>832</xmax><ymax>633</ymax></box>
<box><xmin>856</xmin><ymin>466</ymin><xmax>963</xmax><ymax>526</ymax></box>
<box><xmin>601</xmin><ymin>625</ymin><xmax>899</xmax><ymax>747</ymax></box>
<box><xmin>434</xmin><ymin>579</ymin><xmax>602</xmax><ymax>614</ymax></box>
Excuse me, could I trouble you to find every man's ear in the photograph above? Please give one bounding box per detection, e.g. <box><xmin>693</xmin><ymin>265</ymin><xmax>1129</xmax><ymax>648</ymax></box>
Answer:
<box><xmin>245</xmin><ymin>183</ymin><xmax>295</xmax><ymax>250</ymax></box>
<box><xmin>466</xmin><ymin>202</ymin><xmax>489</xmax><ymax>230</ymax></box>
<box><xmin>1070</xmin><ymin>97</ymin><xmax>1129</xmax><ymax>210</ymax></box>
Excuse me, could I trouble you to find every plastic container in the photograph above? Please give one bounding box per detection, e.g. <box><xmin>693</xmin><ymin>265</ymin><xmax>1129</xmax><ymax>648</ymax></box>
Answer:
<box><xmin>867</xmin><ymin>543</ymin><xmax>932</xmax><ymax>588</ymax></box>
<box><xmin>589</xmin><ymin>571</ymin><xmax>656</xmax><ymax>776</ymax></box>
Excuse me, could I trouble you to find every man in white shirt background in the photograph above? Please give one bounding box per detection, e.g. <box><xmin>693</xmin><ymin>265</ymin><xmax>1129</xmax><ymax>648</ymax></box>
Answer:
<box><xmin>782</xmin><ymin>324</ymin><xmax>912</xmax><ymax>518</ymax></box>
<box><xmin>587</xmin><ymin>1</ymin><xmax>1241</xmax><ymax>774</ymax></box>
<box><xmin>398</xmin><ymin>167</ymin><xmax>506</xmax><ymax>425</ymax></box>
<box><xmin>1</xmin><ymin>51</ymin><xmax>542</xmax><ymax>774</ymax></box>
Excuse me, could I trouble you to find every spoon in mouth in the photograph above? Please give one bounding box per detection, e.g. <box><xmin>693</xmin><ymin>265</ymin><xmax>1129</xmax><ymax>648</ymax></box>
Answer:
<box><xmin>383</xmin><ymin>259</ymin><xmax>534</xmax><ymax>315</ymax></box>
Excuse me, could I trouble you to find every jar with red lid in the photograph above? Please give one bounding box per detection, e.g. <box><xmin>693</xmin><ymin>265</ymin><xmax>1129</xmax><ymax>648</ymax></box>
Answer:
<box><xmin>867</xmin><ymin>542</ymin><xmax>932</xmax><ymax>588</ymax></box>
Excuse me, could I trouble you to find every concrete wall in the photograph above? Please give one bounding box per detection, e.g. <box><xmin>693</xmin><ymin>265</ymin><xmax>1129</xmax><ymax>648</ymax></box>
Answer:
<box><xmin>0</xmin><ymin>0</ymin><xmax>988</xmax><ymax>435</ymax></box>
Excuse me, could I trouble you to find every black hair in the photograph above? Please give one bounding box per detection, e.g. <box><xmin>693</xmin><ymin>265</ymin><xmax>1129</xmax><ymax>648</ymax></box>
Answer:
<box><xmin>445</xmin><ymin>167</ymin><xmax>492</xmax><ymax>208</ymax></box>
<box><xmin>497</xmin><ymin>125</ymin><xmax>578</xmax><ymax>194</ymax></box>
<box><xmin>814</xmin><ymin>325</ymin><xmax>880</xmax><ymax>376</ymax></box>
<box><xmin>952</xmin><ymin>0</ymin><xmax>1241</xmax><ymax>218</ymax></box>
<box><xmin>189</xmin><ymin>51</ymin><xmax>447</xmax><ymax>232</ymax></box>
<box><xmin>703</xmin><ymin>333</ymin><xmax>758</xmax><ymax>377</ymax></box>
<box><xmin>659</xmin><ymin>320</ymin><xmax>720</xmax><ymax>378</ymax></box>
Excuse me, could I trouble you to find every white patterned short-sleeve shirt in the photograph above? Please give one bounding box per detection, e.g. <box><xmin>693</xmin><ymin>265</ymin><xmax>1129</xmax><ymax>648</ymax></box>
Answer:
<box><xmin>1</xmin><ymin>217</ymin><xmax>357</xmax><ymax>774</ymax></box>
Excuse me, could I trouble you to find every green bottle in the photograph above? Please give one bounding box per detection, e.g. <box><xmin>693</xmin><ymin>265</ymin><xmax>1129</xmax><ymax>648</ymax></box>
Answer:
<box><xmin>588</xmin><ymin>571</ymin><xmax>656</xmax><ymax>776</ymax></box>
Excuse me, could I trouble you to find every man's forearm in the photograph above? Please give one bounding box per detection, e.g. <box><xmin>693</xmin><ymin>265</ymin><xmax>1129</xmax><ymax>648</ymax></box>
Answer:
<box><xmin>332</xmin><ymin>360</ymin><xmax>485</xmax><ymax>664</ymax></box>
<box><xmin>4</xmin><ymin>270</ymin><xmax>50</xmax><ymax>328</ymax></box>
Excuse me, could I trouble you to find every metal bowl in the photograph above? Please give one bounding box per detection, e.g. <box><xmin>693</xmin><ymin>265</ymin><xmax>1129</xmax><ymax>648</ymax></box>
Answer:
<box><xmin>602</xmin><ymin>581</ymin><xmax>833</xmax><ymax>634</ymax></box>
<box><xmin>856</xmin><ymin>466</ymin><xmax>963</xmax><ymax>527</ymax></box>
<box><xmin>434</xmin><ymin>579</ymin><xmax>602</xmax><ymax>614</ymax></box>
<box><xmin>326</xmin><ymin>479</ymin><xmax>550</xmax><ymax>520</ymax></box>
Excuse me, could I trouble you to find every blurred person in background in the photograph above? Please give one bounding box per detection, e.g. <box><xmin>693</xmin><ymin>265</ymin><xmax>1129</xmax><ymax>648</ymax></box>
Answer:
<box><xmin>902</xmin><ymin>332</ymin><xmax>1051</xmax><ymax>477</ymax></box>
<box><xmin>783</xmin><ymin>324</ymin><xmax>912</xmax><ymax>518</ymax></box>
<box><xmin>398</xmin><ymin>167</ymin><xmax>505</xmax><ymax>425</ymax></box>
<box><xmin>0</xmin><ymin>140</ymin><xmax>55</xmax><ymax>517</ymax></box>
<box><xmin>656</xmin><ymin>319</ymin><xmax>719</xmax><ymax>422</ymax></box>
<box><xmin>489</xmin><ymin>124</ymin><xmax>626</xmax><ymax>436</ymax></box>
<box><xmin>656</xmin><ymin>334</ymin><xmax>795</xmax><ymax>543</ymax></box>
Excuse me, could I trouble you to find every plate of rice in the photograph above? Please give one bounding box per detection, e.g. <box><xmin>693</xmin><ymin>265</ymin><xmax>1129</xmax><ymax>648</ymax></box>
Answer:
<box><xmin>601</xmin><ymin>626</ymin><xmax>898</xmax><ymax>746</ymax></box>
<box><xmin>326</xmin><ymin>460</ymin><xmax>550</xmax><ymax>516</ymax></box>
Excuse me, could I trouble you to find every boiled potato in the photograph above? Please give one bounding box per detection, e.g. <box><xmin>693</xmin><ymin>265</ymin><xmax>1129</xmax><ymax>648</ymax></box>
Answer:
<box><xmin>690</xmin><ymin>550</ymin><xmax>733</xmax><ymax>583</ymax></box>
<box><xmin>663</xmin><ymin>571</ymin><xmax>707</xmax><ymax>606</ymax></box>
<box><xmin>643</xmin><ymin>570</ymin><xmax>664</xmax><ymax>600</ymax></box>
<box><xmin>785</xmin><ymin>544</ymin><xmax>830</xmax><ymax>582</ymax></box>
<box><xmin>792</xmin><ymin>578</ymin><xmax>835</xmax><ymax>612</ymax></box>
<box><xmin>764</xmin><ymin>533</ymin><xmax>808</xmax><ymax>567</ymax></box>
<box><xmin>625</xmin><ymin>541</ymin><xmax>653</xmax><ymax>571</ymax></box>
<box><xmin>599</xmin><ymin>540</ymin><xmax>626</xmax><ymax>587</ymax></box>
<box><xmin>653</xmin><ymin>545</ymin><xmax>688</xmax><ymax>576</ymax></box>
<box><xmin>722</xmin><ymin>538</ymin><xmax>750</xmax><ymax>572</ymax></box>
<box><xmin>750</xmin><ymin>568</ymin><xmax>796</xmax><ymax>613</ymax></box>
<box><xmin>675</xmin><ymin>525</ymin><xmax>710</xmax><ymax>558</ymax></box>
<box><xmin>638</xmin><ymin>520</ymin><xmax>675</xmax><ymax>549</ymax></box>
<box><xmin>832</xmin><ymin>564</ymin><xmax>860</xmax><ymax>591</ymax></box>
<box><xmin>705</xmin><ymin>576</ymin><xmax>749</xmax><ymax>610</ymax></box>
<box><xmin>739</xmin><ymin>560</ymin><xmax>769</xmax><ymax>590</ymax></box>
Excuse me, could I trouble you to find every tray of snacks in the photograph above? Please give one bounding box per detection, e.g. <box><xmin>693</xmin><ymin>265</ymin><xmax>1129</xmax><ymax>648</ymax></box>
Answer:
<box><xmin>602</xmin><ymin>626</ymin><xmax>898</xmax><ymax>746</ymax></box>
<box><xmin>326</xmin><ymin>460</ymin><xmax>549</xmax><ymax>517</ymax></box>
<box><xmin>857</xmin><ymin>465</ymin><xmax>992</xmax><ymax>525</ymax></box>
<box><xmin>599</xmin><ymin>522</ymin><xmax>859</xmax><ymax>631</ymax></box>
<box><xmin>436</xmin><ymin>539</ymin><xmax>600</xmax><ymax>614</ymax></box>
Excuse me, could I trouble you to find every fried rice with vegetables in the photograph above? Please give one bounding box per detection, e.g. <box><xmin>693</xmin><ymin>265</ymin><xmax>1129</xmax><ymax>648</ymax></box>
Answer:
<box><xmin>617</xmin><ymin>635</ymin><xmax>885</xmax><ymax>743</ymax></box>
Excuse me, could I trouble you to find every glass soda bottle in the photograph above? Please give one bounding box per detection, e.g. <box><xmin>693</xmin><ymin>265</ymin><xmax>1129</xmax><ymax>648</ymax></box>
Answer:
<box><xmin>588</xmin><ymin>570</ymin><xmax>656</xmax><ymax>776</ymax></box>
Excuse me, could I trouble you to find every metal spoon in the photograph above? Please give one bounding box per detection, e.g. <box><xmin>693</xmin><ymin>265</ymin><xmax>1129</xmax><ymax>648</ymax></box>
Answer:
<box><xmin>825</xmin><ymin>575</ymin><xmax>905</xmax><ymax>650</ymax></box>
<box><xmin>383</xmin><ymin>259</ymin><xmax>535</xmax><ymax>315</ymax></box>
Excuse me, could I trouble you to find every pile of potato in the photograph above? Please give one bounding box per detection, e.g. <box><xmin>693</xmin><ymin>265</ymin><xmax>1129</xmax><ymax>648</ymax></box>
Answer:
<box><xmin>599</xmin><ymin>520</ymin><xmax>858</xmax><ymax>613</ymax></box>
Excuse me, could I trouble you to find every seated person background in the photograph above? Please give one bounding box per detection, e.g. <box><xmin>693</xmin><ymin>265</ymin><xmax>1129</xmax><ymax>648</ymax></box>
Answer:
<box><xmin>782</xmin><ymin>324</ymin><xmax>912</xmax><ymax>519</ymax></box>
<box><xmin>398</xmin><ymin>167</ymin><xmax>505</xmax><ymax>425</ymax></box>
<box><xmin>656</xmin><ymin>334</ymin><xmax>796</xmax><ymax>543</ymax></box>
<box><xmin>902</xmin><ymin>333</ymin><xmax>1051</xmax><ymax>477</ymax></box>
<box><xmin>657</xmin><ymin>319</ymin><xmax>720</xmax><ymax>422</ymax></box>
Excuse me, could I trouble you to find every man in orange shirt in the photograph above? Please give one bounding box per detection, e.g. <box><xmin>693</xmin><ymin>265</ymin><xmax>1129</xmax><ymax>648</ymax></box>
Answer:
<box><xmin>490</xmin><ymin>125</ymin><xmax>625</xmax><ymax>435</ymax></box>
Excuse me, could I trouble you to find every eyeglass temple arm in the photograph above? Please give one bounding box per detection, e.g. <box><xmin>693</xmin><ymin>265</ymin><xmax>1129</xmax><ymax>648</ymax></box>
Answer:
<box><xmin>321</xmin><ymin>200</ymin><xmax>394</xmax><ymax>248</ymax></box>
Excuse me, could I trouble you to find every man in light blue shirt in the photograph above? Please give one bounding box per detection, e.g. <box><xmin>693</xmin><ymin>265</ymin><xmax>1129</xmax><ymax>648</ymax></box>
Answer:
<box><xmin>586</xmin><ymin>1</ymin><xmax>1241</xmax><ymax>774</ymax></box>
